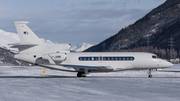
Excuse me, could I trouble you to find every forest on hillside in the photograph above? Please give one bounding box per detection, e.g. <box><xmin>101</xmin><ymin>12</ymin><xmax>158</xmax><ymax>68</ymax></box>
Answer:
<box><xmin>85</xmin><ymin>0</ymin><xmax>180</xmax><ymax>59</ymax></box>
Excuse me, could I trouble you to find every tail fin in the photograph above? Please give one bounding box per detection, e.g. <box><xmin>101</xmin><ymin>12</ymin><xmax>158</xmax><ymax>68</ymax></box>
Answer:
<box><xmin>14</xmin><ymin>21</ymin><xmax>42</xmax><ymax>44</ymax></box>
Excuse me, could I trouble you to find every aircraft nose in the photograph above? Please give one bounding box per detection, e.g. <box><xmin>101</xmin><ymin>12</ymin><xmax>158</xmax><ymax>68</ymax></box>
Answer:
<box><xmin>160</xmin><ymin>60</ymin><xmax>173</xmax><ymax>68</ymax></box>
<box><xmin>166</xmin><ymin>61</ymin><xmax>173</xmax><ymax>67</ymax></box>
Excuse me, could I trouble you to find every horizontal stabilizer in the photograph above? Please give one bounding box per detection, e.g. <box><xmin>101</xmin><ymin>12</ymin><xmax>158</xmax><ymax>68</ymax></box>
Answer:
<box><xmin>9</xmin><ymin>43</ymin><xmax>38</xmax><ymax>48</ymax></box>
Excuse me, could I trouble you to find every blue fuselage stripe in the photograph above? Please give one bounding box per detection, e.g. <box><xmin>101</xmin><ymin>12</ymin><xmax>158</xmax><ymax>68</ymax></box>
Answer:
<box><xmin>62</xmin><ymin>64</ymin><xmax>105</xmax><ymax>69</ymax></box>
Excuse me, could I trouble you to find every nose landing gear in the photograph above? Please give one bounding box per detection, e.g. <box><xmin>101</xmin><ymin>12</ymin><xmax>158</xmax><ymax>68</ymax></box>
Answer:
<box><xmin>148</xmin><ymin>69</ymin><xmax>152</xmax><ymax>78</ymax></box>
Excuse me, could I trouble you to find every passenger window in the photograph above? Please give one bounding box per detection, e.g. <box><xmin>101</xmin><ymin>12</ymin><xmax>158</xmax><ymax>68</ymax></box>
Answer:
<box><xmin>117</xmin><ymin>57</ymin><xmax>119</xmax><ymax>60</ymax></box>
<box><xmin>94</xmin><ymin>57</ymin><xmax>98</xmax><ymax>60</ymax></box>
<box><xmin>79</xmin><ymin>56</ymin><xmax>134</xmax><ymax>61</ymax></box>
<box><xmin>131</xmin><ymin>57</ymin><xmax>134</xmax><ymax>60</ymax></box>
<box><xmin>103</xmin><ymin>57</ymin><xmax>107</xmax><ymax>60</ymax></box>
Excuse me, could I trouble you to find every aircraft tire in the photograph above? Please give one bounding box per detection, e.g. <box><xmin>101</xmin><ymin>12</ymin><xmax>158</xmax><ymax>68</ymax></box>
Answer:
<box><xmin>77</xmin><ymin>72</ymin><xmax>86</xmax><ymax>77</ymax></box>
<box><xmin>148</xmin><ymin>75</ymin><xmax>152</xmax><ymax>78</ymax></box>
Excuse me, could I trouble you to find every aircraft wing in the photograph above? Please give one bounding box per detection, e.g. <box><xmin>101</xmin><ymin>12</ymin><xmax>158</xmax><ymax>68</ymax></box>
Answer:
<box><xmin>62</xmin><ymin>64</ymin><xmax>112</xmax><ymax>69</ymax></box>
<box><xmin>39</xmin><ymin>64</ymin><xmax>76</xmax><ymax>72</ymax></box>
<box><xmin>39</xmin><ymin>64</ymin><xmax>113</xmax><ymax>72</ymax></box>
<box><xmin>62</xmin><ymin>64</ymin><xmax>113</xmax><ymax>72</ymax></box>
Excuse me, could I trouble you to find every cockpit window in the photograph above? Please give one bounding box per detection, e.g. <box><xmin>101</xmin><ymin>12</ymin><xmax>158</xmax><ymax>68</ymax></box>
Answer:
<box><xmin>152</xmin><ymin>55</ymin><xmax>157</xmax><ymax>59</ymax></box>
<box><xmin>152</xmin><ymin>55</ymin><xmax>160</xmax><ymax>59</ymax></box>
<box><xmin>157</xmin><ymin>56</ymin><xmax>160</xmax><ymax>59</ymax></box>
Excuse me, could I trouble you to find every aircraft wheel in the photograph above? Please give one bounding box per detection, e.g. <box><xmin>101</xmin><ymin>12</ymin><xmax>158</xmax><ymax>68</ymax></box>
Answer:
<box><xmin>148</xmin><ymin>69</ymin><xmax>152</xmax><ymax>78</ymax></box>
<box><xmin>77</xmin><ymin>72</ymin><xmax>86</xmax><ymax>77</ymax></box>
<box><xmin>148</xmin><ymin>75</ymin><xmax>152</xmax><ymax>78</ymax></box>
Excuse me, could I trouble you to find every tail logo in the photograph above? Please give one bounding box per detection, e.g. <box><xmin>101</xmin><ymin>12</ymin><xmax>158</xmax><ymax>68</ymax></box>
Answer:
<box><xmin>24</xmin><ymin>31</ymin><xmax>29</xmax><ymax>35</ymax></box>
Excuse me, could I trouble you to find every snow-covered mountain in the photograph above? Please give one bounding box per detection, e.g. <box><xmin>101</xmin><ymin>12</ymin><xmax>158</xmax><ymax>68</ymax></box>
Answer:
<box><xmin>0</xmin><ymin>29</ymin><xmax>93</xmax><ymax>52</ymax></box>
<box><xmin>71</xmin><ymin>43</ymin><xmax>93</xmax><ymax>52</ymax></box>
<box><xmin>0</xmin><ymin>29</ymin><xmax>19</xmax><ymax>52</ymax></box>
<box><xmin>85</xmin><ymin>0</ymin><xmax>180</xmax><ymax>59</ymax></box>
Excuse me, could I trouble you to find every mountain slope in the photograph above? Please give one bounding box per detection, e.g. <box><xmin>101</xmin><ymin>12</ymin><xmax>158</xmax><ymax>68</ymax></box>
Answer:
<box><xmin>0</xmin><ymin>47</ymin><xmax>28</xmax><ymax>66</ymax></box>
<box><xmin>0</xmin><ymin>29</ymin><xmax>29</xmax><ymax>65</ymax></box>
<box><xmin>85</xmin><ymin>0</ymin><xmax>180</xmax><ymax>58</ymax></box>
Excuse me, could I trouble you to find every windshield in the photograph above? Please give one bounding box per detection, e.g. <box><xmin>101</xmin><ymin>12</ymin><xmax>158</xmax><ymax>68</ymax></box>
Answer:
<box><xmin>157</xmin><ymin>55</ymin><xmax>160</xmax><ymax>59</ymax></box>
<box><xmin>152</xmin><ymin>55</ymin><xmax>160</xmax><ymax>59</ymax></box>
<box><xmin>152</xmin><ymin>55</ymin><xmax>157</xmax><ymax>59</ymax></box>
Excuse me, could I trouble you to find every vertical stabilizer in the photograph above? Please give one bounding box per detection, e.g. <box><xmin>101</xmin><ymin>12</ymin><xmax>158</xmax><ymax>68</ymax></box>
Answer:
<box><xmin>14</xmin><ymin>21</ymin><xmax>42</xmax><ymax>44</ymax></box>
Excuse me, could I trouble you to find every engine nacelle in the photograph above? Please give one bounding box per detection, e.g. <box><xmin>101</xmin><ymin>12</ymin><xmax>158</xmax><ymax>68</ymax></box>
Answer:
<box><xmin>42</xmin><ymin>53</ymin><xmax>67</xmax><ymax>62</ymax></box>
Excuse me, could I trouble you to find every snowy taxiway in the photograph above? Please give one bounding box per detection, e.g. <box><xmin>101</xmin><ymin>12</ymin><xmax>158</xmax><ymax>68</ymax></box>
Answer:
<box><xmin>0</xmin><ymin>64</ymin><xmax>180</xmax><ymax>101</ymax></box>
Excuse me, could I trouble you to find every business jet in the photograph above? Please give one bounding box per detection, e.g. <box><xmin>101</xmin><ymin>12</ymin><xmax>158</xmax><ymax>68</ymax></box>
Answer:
<box><xmin>11</xmin><ymin>21</ymin><xmax>173</xmax><ymax>78</ymax></box>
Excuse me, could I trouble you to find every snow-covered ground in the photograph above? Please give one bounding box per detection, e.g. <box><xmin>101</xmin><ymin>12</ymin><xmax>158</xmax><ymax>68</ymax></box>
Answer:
<box><xmin>0</xmin><ymin>64</ymin><xmax>180</xmax><ymax>101</ymax></box>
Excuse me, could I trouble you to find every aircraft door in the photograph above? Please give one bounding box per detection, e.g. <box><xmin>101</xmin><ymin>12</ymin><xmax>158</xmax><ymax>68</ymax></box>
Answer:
<box><xmin>99</xmin><ymin>56</ymin><xmax>103</xmax><ymax>63</ymax></box>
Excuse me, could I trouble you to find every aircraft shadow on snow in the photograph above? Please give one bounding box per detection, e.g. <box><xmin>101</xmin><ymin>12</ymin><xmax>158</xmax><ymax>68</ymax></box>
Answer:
<box><xmin>0</xmin><ymin>75</ymin><xmax>179</xmax><ymax>78</ymax></box>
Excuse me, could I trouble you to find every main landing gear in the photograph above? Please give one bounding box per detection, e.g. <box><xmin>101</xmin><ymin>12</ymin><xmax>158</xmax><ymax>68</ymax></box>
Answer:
<box><xmin>77</xmin><ymin>69</ymin><xmax>89</xmax><ymax>77</ymax></box>
<box><xmin>148</xmin><ymin>69</ymin><xmax>152</xmax><ymax>78</ymax></box>
<box><xmin>77</xmin><ymin>72</ymin><xmax>86</xmax><ymax>77</ymax></box>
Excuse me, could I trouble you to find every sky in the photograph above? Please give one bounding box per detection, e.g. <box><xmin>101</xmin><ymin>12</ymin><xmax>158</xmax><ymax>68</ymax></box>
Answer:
<box><xmin>0</xmin><ymin>0</ymin><xmax>166</xmax><ymax>45</ymax></box>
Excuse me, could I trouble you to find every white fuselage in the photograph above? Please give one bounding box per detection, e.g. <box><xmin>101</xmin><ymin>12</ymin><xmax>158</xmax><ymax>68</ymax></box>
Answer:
<box><xmin>61</xmin><ymin>52</ymin><xmax>172</xmax><ymax>72</ymax></box>
<box><xmin>15</xmin><ymin>51</ymin><xmax>173</xmax><ymax>72</ymax></box>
